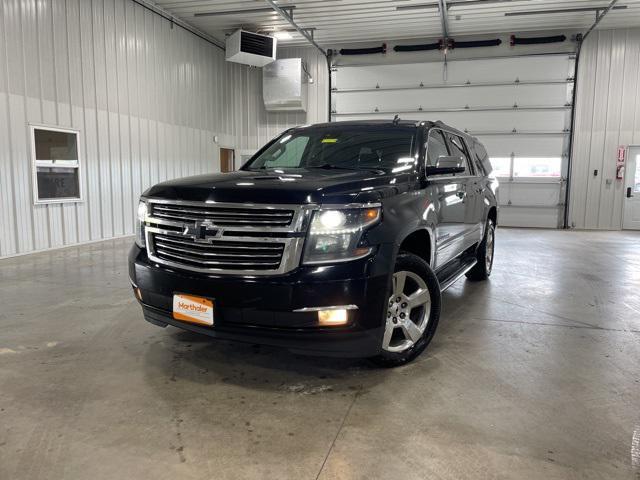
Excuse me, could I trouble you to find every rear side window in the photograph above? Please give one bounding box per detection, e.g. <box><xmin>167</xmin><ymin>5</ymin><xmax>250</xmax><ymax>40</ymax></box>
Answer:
<box><xmin>446</xmin><ymin>133</ymin><xmax>471</xmax><ymax>175</ymax></box>
<box><xmin>472</xmin><ymin>144</ymin><xmax>487</xmax><ymax>176</ymax></box>
<box><xmin>426</xmin><ymin>129</ymin><xmax>449</xmax><ymax>167</ymax></box>
<box><xmin>473</xmin><ymin>141</ymin><xmax>491</xmax><ymax>176</ymax></box>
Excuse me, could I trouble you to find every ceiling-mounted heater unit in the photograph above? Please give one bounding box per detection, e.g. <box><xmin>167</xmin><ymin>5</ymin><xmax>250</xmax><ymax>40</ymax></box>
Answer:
<box><xmin>225</xmin><ymin>29</ymin><xmax>277</xmax><ymax>67</ymax></box>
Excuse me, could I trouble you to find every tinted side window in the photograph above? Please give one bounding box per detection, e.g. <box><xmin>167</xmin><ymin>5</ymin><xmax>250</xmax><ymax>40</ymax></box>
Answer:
<box><xmin>426</xmin><ymin>129</ymin><xmax>449</xmax><ymax>167</ymax></box>
<box><xmin>446</xmin><ymin>133</ymin><xmax>471</xmax><ymax>175</ymax></box>
<box><xmin>473</xmin><ymin>142</ymin><xmax>491</xmax><ymax>176</ymax></box>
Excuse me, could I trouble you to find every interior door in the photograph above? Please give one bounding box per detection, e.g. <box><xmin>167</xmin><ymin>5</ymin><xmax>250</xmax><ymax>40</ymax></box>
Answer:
<box><xmin>623</xmin><ymin>146</ymin><xmax>640</xmax><ymax>230</ymax></box>
<box><xmin>220</xmin><ymin>148</ymin><xmax>235</xmax><ymax>173</ymax></box>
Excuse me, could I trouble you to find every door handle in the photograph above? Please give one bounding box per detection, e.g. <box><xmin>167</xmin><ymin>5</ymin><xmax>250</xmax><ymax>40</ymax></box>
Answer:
<box><xmin>628</xmin><ymin>187</ymin><xmax>634</xmax><ymax>198</ymax></box>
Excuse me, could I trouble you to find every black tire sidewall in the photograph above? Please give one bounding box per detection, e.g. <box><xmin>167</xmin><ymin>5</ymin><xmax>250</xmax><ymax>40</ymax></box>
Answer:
<box><xmin>466</xmin><ymin>218</ymin><xmax>495</xmax><ymax>281</ymax></box>
<box><xmin>484</xmin><ymin>219</ymin><xmax>495</xmax><ymax>275</ymax></box>
<box><xmin>371</xmin><ymin>252</ymin><xmax>442</xmax><ymax>367</ymax></box>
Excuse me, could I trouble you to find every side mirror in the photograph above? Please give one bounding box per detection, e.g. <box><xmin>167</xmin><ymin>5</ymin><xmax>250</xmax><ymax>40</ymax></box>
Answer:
<box><xmin>425</xmin><ymin>156</ymin><xmax>466</xmax><ymax>176</ymax></box>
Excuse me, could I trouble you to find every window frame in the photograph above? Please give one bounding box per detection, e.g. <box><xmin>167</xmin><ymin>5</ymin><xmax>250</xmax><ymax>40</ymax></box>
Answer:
<box><xmin>30</xmin><ymin>124</ymin><xmax>83</xmax><ymax>205</ymax></box>
<box><xmin>444</xmin><ymin>132</ymin><xmax>474</xmax><ymax>177</ymax></box>
<box><xmin>424</xmin><ymin>128</ymin><xmax>451</xmax><ymax>170</ymax></box>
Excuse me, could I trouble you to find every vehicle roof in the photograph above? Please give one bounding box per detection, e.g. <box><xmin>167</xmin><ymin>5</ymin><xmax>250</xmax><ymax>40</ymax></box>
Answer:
<box><xmin>295</xmin><ymin>119</ymin><xmax>426</xmax><ymax>129</ymax></box>
<box><xmin>293</xmin><ymin>120</ymin><xmax>476</xmax><ymax>142</ymax></box>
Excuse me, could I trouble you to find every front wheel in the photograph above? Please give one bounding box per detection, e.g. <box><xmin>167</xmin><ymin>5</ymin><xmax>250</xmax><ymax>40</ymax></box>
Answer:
<box><xmin>370</xmin><ymin>252</ymin><xmax>441</xmax><ymax>368</ymax></box>
<box><xmin>466</xmin><ymin>218</ymin><xmax>495</xmax><ymax>281</ymax></box>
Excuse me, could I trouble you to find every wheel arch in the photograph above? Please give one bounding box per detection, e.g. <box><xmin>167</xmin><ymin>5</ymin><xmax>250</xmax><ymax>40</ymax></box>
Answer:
<box><xmin>487</xmin><ymin>205</ymin><xmax>498</xmax><ymax>226</ymax></box>
<box><xmin>396</xmin><ymin>226</ymin><xmax>435</xmax><ymax>266</ymax></box>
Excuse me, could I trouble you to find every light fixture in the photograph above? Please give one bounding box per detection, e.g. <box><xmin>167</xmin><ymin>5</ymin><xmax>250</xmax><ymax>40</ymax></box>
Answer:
<box><xmin>318</xmin><ymin>210</ymin><xmax>346</xmax><ymax>229</ymax></box>
<box><xmin>273</xmin><ymin>31</ymin><xmax>293</xmax><ymax>40</ymax></box>
<box><xmin>293</xmin><ymin>305</ymin><xmax>358</xmax><ymax>326</ymax></box>
<box><xmin>318</xmin><ymin>309</ymin><xmax>348</xmax><ymax>326</ymax></box>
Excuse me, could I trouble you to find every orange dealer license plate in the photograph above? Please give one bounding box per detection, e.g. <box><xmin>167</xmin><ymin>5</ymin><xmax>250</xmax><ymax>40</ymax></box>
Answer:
<box><xmin>172</xmin><ymin>294</ymin><xmax>214</xmax><ymax>326</ymax></box>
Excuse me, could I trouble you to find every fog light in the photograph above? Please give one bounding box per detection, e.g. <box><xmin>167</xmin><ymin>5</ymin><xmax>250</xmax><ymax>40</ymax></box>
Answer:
<box><xmin>318</xmin><ymin>309</ymin><xmax>348</xmax><ymax>326</ymax></box>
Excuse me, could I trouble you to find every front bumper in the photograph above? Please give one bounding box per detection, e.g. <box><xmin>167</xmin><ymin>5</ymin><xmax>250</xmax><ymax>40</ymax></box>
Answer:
<box><xmin>128</xmin><ymin>244</ymin><xmax>394</xmax><ymax>357</ymax></box>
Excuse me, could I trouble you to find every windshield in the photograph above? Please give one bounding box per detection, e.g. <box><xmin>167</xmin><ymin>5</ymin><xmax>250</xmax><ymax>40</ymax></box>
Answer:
<box><xmin>243</xmin><ymin>126</ymin><xmax>417</xmax><ymax>172</ymax></box>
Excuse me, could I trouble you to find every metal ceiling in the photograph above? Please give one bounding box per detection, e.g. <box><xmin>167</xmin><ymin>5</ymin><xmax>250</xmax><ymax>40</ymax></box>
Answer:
<box><xmin>152</xmin><ymin>0</ymin><xmax>640</xmax><ymax>48</ymax></box>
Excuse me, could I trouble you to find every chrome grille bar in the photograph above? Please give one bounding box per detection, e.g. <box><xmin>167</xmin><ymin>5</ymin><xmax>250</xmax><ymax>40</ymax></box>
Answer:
<box><xmin>144</xmin><ymin>199</ymin><xmax>313</xmax><ymax>276</ymax></box>
<box><xmin>152</xmin><ymin>213</ymin><xmax>292</xmax><ymax>224</ymax></box>
<box><xmin>154</xmin><ymin>235</ymin><xmax>284</xmax><ymax>251</ymax></box>
<box><xmin>153</xmin><ymin>205</ymin><xmax>293</xmax><ymax>217</ymax></box>
<box><xmin>151</xmin><ymin>203</ymin><xmax>294</xmax><ymax>227</ymax></box>
<box><xmin>154</xmin><ymin>241</ymin><xmax>283</xmax><ymax>259</ymax></box>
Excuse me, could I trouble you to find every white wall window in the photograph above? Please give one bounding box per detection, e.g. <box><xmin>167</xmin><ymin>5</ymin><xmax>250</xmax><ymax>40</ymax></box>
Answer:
<box><xmin>30</xmin><ymin>125</ymin><xmax>82</xmax><ymax>204</ymax></box>
<box><xmin>490</xmin><ymin>156</ymin><xmax>562</xmax><ymax>178</ymax></box>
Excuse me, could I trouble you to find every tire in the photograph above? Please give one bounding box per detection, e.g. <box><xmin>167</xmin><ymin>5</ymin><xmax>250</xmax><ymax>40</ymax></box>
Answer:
<box><xmin>466</xmin><ymin>218</ymin><xmax>495</xmax><ymax>281</ymax></box>
<box><xmin>370</xmin><ymin>252</ymin><xmax>441</xmax><ymax>368</ymax></box>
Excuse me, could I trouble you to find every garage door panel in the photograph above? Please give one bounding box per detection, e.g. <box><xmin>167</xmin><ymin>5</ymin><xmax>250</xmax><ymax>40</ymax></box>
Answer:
<box><xmin>423</xmin><ymin>110</ymin><xmax>567</xmax><ymax>131</ymax></box>
<box><xmin>444</xmin><ymin>56</ymin><xmax>574</xmax><ymax>83</ymax></box>
<box><xmin>335</xmin><ymin>110</ymin><xmax>567</xmax><ymax>131</ymax></box>
<box><xmin>500</xmin><ymin>182</ymin><xmax>561</xmax><ymax>207</ymax></box>
<box><xmin>477</xmin><ymin>135</ymin><xmax>567</xmax><ymax>157</ymax></box>
<box><xmin>332</xmin><ymin>54</ymin><xmax>573</xmax><ymax>229</ymax></box>
<box><xmin>335</xmin><ymin>84</ymin><xmax>570</xmax><ymax>112</ymax></box>
<box><xmin>334</xmin><ymin>56</ymin><xmax>573</xmax><ymax>90</ymax></box>
<box><xmin>498</xmin><ymin>207</ymin><xmax>560</xmax><ymax>228</ymax></box>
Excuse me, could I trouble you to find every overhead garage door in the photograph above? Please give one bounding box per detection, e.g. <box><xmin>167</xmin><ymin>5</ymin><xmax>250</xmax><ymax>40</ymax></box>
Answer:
<box><xmin>331</xmin><ymin>54</ymin><xmax>575</xmax><ymax>228</ymax></box>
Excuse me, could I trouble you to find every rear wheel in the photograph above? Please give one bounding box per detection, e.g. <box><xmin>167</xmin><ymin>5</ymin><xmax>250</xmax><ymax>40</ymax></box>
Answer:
<box><xmin>371</xmin><ymin>252</ymin><xmax>441</xmax><ymax>368</ymax></box>
<box><xmin>466</xmin><ymin>218</ymin><xmax>495</xmax><ymax>281</ymax></box>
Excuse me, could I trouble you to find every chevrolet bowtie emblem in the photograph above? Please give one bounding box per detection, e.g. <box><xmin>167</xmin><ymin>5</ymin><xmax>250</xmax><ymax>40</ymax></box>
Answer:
<box><xmin>184</xmin><ymin>222</ymin><xmax>221</xmax><ymax>243</ymax></box>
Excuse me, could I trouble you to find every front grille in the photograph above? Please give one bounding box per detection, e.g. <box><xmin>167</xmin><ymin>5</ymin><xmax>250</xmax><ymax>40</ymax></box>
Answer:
<box><xmin>145</xmin><ymin>200</ymin><xmax>309</xmax><ymax>275</ymax></box>
<box><xmin>150</xmin><ymin>203</ymin><xmax>294</xmax><ymax>227</ymax></box>
<box><xmin>152</xmin><ymin>234</ymin><xmax>285</xmax><ymax>271</ymax></box>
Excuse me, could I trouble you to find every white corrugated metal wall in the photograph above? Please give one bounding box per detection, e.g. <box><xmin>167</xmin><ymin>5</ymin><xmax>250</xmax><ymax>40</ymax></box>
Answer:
<box><xmin>569</xmin><ymin>28</ymin><xmax>640</xmax><ymax>230</ymax></box>
<box><xmin>0</xmin><ymin>0</ymin><xmax>327</xmax><ymax>258</ymax></box>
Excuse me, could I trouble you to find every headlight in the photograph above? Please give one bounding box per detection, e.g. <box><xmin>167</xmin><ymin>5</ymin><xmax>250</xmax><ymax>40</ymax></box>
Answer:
<box><xmin>303</xmin><ymin>206</ymin><xmax>381</xmax><ymax>265</ymax></box>
<box><xmin>135</xmin><ymin>200</ymin><xmax>147</xmax><ymax>248</ymax></box>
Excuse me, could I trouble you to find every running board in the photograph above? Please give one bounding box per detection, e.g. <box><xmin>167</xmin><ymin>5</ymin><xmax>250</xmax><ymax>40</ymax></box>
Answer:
<box><xmin>438</xmin><ymin>259</ymin><xmax>477</xmax><ymax>292</ymax></box>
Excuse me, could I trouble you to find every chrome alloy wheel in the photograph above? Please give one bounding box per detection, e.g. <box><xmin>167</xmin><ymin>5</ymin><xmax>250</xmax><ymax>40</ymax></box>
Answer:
<box><xmin>485</xmin><ymin>224</ymin><xmax>495</xmax><ymax>273</ymax></box>
<box><xmin>382</xmin><ymin>270</ymin><xmax>431</xmax><ymax>353</ymax></box>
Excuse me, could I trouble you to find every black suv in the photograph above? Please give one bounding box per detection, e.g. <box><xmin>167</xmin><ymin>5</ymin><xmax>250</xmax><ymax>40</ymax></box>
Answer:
<box><xmin>129</xmin><ymin>120</ymin><xmax>498</xmax><ymax>366</ymax></box>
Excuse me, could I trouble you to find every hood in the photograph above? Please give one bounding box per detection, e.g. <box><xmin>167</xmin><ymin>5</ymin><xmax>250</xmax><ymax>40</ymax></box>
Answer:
<box><xmin>143</xmin><ymin>169</ymin><xmax>411</xmax><ymax>205</ymax></box>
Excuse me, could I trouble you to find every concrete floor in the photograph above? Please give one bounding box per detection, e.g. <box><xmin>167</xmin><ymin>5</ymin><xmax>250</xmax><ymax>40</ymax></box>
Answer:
<box><xmin>1</xmin><ymin>228</ymin><xmax>639</xmax><ymax>480</ymax></box>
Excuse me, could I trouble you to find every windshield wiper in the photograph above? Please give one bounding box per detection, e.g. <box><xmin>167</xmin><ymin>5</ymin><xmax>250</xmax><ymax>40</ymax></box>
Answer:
<box><xmin>306</xmin><ymin>164</ymin><xmax>357</xmax><ymax>170</ymax></box>
<box><xmin>307</xmin><ymin>164</ymin><xmax>386</xmax><ymax>174</ymax></box>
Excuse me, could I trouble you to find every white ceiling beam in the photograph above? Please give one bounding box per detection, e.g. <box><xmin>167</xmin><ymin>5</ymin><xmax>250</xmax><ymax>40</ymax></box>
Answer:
<box><xmin>263</xmin><ymin>0</ymin><xmax>327</xmax><ymax>56</ymax></box>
